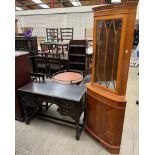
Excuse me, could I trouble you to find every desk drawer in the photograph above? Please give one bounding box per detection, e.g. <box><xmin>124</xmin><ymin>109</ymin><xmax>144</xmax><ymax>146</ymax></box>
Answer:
<box><xmin>22</xmin><ymin>99</ymin><xmax>36</xmax><ymax>107</ymax></box>
<box><xmin>58</xmin><ymin>100</ymin><xmax>76</xmax><ymax>109</ymax></box>
<box><xmin>20</xmin><ymin>92</ymin><xmax>35</xmax><ymax>101</ymax></box>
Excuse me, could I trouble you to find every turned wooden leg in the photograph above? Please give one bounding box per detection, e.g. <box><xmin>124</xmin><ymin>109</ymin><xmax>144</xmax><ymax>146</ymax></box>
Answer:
<box><xmin>76</xmin><ymin>120</ymin><xmax>80</xmax><ymax>140</ymax></box>
<box><xmin>24</xmin><ymin>108</ymin><xmax>30</xmax><ymax>125</ymax></box>
<box><xmin>25</xmin><ymin>119</ymin><xmax>30</xmax><ymax>125</ymax></box>
<box><xmin>46</xmin><ymin>102</ymin><xmax>48</xmax><ymax>110</ymax></box>
<box><xmin>83</xmin><ymin>108</ymin><xmax>86</xmax><ymax>123</ymax></box>
<box><xmin>23</xmin><ymin>105</ymin><xmax>30</xmax><ymax>125</ymax></box>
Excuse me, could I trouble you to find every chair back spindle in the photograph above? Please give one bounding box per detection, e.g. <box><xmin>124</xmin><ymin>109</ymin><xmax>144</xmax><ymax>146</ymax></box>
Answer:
<box><xmin>60</xmin><ymin>28</ymin><xmax>73</xmax><ymax>42</ymax></box>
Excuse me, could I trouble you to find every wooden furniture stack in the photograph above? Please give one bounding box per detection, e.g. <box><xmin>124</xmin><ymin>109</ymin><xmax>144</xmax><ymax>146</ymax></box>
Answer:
<box><xmin>15</xmin><ymin>35</ymin><xmax>38</xmax><ymax>73</ymax></box>
<box><xmin>15</xmin><ymin>52</ymin><xmax>32</xmax><ymax>121</ymax></box>
<box><xmin>85</xmin><ymin>1</ymin><xmax>138</xmax><ymax>154</ymax></box>
<box><xmin>15</xmin><ymin>36</ymin><xmax>38</xmax><ymax>54</ymax></box>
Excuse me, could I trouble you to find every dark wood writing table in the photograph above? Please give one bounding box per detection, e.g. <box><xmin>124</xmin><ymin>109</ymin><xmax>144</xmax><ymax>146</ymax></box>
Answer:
<box><xmin>18</xmin><ymin>81</ymin><xmax>86</xmax><ymax>140</ymax></box>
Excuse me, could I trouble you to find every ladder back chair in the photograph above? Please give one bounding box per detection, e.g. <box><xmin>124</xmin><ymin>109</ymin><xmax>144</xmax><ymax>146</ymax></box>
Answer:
<box><xmin>34</xmin><ymin>53</ymin><xmax>48</xmax><ymax>75</ymax></box>
<box><xmin>46</xmin><ymin>28</ymin><xmax>60</xmax><ymax>53</ymax></box>
<box><xmin>46</xmin><ymin>28</ymin><xmax>59</xmax><ymax>42</ymax></box>
<box><xmin>59</xmin><ymin>28</ymin><xmax>74</xmax><ymax>54</ymax></box>
<box><xmin>60</xmin><ymin>28</ymin><xmax>73</xmax><ymax>41</ymax></box>
<box><xmin>47</xmin><ymin>53</ymin><xmax>64</xmax><ymax>78</ymax></box>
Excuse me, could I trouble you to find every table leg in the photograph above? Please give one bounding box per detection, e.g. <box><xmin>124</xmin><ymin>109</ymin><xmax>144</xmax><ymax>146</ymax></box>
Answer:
<box><xmin>46</xmin><ymin>102</ymin><xmax>48</xmax><ymax>110</ymax></box>
<box><xmin>23</xmin><ymin>106</ymin><xmax>30</xmax><ymax>125</ymax></box>
<box><xmin>24</xmin><ymin>107</ymin><xmax>38</xmax><ymax>125</ymax></box>
<box><xmin>22</xmin><ymin>100</ymin><xmax>38</xmax><ymax>125</ymax></box>
<box><xmin>75</xmin><ymin>119</ymin><xmax>80</xmax><ymax>140</ymax></box>
<box><xmin>25</xmin><ymin>119</ymin><xmax>30</xmax><ymax>125</ymax></box>
<box><xmin>83</xmin><ymin>108</ymin><xmax>86</xmax><ymax>123</ymax></box>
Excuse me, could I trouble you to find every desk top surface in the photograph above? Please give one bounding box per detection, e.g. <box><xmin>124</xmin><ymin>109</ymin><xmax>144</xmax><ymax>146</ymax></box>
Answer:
<box><xmin>18</xmin><ymin>81</ymin><xmax>86</xmax><ymax>102</ymax></box>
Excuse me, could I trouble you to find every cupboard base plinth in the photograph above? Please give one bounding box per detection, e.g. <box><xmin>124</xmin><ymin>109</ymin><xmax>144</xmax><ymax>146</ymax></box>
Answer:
<box><xmin>85</xmin><ymin>125</ymin><xmax>121</xmax><ymax>154</ymax></box>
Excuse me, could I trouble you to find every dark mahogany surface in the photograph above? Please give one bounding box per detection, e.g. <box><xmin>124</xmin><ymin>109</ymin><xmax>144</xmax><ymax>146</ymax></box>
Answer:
<box><xmin>15</xmin><ymin>52</ymin><xmax>32</xmax><ymax>121</ymax></box>
<box><xmin>19</xmin><ymin>81</ymin><xmax>86</xmax><ymax>102</ymax></box>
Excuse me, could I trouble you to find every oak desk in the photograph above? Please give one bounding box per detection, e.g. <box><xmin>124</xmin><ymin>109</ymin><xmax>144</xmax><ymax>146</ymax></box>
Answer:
<box><xmin>18</xmin><ymin>81</ymin><xmax>86</xmax><ymax>140</ymax></box>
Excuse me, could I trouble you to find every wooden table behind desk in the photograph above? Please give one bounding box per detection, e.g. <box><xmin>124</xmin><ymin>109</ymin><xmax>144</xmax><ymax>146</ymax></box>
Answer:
<box><xmin>15</xmin><ymin>52</ymin><xmax>32</xmax><ymax>121</ymax></box>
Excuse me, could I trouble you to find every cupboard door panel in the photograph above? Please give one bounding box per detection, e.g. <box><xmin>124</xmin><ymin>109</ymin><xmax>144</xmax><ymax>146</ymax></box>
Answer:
<box><xmin>86</xmin><ymin>94</ymin><xmax>125</xmax><ymax>146</ymax></box>
<box><xmin>95</xmin><ymin>18</ymin><xmax>123</xmax><ymax>91</ymax></box>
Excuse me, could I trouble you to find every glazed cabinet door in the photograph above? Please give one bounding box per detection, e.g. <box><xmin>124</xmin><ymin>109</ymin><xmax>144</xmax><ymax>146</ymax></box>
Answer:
<box><xmin>92</xmin><ymin>15</ymin><xmax>127</xmax><ymax>94</ymax></box>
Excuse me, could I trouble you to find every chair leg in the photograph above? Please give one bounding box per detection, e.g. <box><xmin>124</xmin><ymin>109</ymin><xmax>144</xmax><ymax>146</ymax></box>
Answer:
<box><xmin>45</xmin><ymin>67</ymin><xmax>48</xmax><ymax>78</ymax></box>
<box><xmin>62</xmin><ymin>46</ymin><xmax>64</xmax><ymax>54</ymax></box>
<box><xmin>49</xmin><ymin>69</ymin><xmax>52</xmax><ymax>78</ymax></box>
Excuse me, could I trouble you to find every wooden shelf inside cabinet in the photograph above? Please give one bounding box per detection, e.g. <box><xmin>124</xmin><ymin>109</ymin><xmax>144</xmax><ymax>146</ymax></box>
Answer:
<box><xmin>69</xmin><ymin>45</ymin><xmax>87</xmax><ymax>47</ymax></box>
<box><xmin>69</xmin><ymin>54</ymin><xmax>86</xmax><ymax>57</ymax></box>
<box><xmin>69</xmin><ymin>62</ymin><xmax>85</xmax><ymax>65</ymax></box>
<box><xmin>69</xmin><ymin>40</ymin><xmax>88</xmax><ymax>74</ymax></box>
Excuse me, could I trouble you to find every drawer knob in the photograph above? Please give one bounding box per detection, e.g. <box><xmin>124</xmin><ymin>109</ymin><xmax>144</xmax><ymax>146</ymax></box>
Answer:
<box><xmin>125</xmin><ymin>50</ymin><xmax>128</xmax><ymax>54</ymax></box>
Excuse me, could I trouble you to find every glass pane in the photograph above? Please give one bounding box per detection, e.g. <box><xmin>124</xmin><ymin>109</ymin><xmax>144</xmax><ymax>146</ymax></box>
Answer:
<box><xmin>95</xmin><ymin>19</ymin><xmax>122</xmax><ymax>90</ymax></box>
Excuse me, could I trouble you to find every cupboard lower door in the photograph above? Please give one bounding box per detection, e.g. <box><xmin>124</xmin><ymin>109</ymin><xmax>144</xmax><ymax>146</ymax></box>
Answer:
<box><xmin>85</xmin><ymin>90</ymin><xmax>126</xmax><ymax>154</ymax></box>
